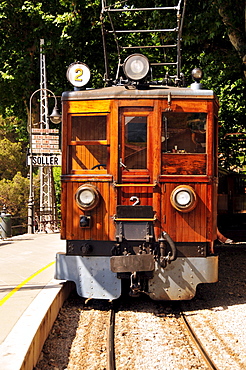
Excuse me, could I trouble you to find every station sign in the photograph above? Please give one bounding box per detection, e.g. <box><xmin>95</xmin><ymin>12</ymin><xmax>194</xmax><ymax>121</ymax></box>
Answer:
<box><xmin>28</xmin><ymin>154</ymin><xmax>61</xmax><ymax>166</ymax></box>
<box><xmin>32</xmin><ymin>149</ymin><xmax>61</xmax><ymax>154</ymax></box>
<box><xmin>32</xmin><ymin>128</ymin><xmax>59</xmax><ymax>134</ymax></box>
<box><xmin>31</xmin><ymin>128</ymin><xmax>60</xmax><ymax>154</ymax></box>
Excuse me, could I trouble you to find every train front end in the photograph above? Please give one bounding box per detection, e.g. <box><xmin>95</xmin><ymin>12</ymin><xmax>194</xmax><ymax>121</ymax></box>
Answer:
<box><xmin>55</xmin><ymin>66</ymin><xmax>219</xmax><ymax>300</ymax></box>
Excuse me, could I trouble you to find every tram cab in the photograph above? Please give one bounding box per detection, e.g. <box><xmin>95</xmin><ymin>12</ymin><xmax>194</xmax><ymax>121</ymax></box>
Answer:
<box><xmin>55</xmin><ymin>1</ymin><xmax>219</xmax><ymax>300</ymax></box>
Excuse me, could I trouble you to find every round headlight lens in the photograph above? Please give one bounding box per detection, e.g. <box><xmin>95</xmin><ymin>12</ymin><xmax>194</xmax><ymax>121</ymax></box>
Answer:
<box><xmin>79</xmin><ymin>189</ymin><xmax>95</xmax><ymax>205</ymax></box>
<box><xmin>170</xmin><ymin>185</ymin><xmax>197</xmax><ymax>212</ymax></box>
<box><xmin>191</xmin><ymin>68</ymin><xmax>203</xmax><ymax>82</ymax></box>
<box><xmin>123</xmin><ymin>54</ymin><xmax>149</xmax><ymax>81</ymax></box>
<box><xmin>175</xmin><ymin>190</ymin><xmax>191</xmax><ymax>206</ymax></box>
<box><xmin>75</xmin><ymin>184</ymin><xmax>99</xmax><ymax>211</ymax></box>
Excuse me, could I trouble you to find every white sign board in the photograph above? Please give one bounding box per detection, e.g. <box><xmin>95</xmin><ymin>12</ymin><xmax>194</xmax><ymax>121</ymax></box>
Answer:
<box><xmin>28</xmin><ymin>155</ymin><xmax>61</xmax><ymax>166</ymax></box>
<box><xmin>33</xmin><ymin>149</ymin><xmax>61</xmax><ymax>154</ymax></box>
<box><xmin>31</xmin><ymin>134</ymin><xmax>60</xmax><ymax>154</ymax></box>
<box><xmin>32</xmin><ymin>128</ymin><xmax>59</xmax><ymax>134</ymax></box>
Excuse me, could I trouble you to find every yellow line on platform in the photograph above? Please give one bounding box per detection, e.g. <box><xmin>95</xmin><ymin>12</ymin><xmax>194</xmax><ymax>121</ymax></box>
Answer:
<box><xmin>0</xmin><ymin>261</ymin><xmax>55</xmax><ymax>307</ymax></box>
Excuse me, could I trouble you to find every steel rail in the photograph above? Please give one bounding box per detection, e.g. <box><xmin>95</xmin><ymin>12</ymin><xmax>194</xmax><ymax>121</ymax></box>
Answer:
<box><xmin>107</xmin><ymin>306</ymin><xmax>116</xmax><ymax>370</ymax></box>
<box><xmin>180</xmin><ymin>311</ymin><xmax>219</xmax><ymax>370</ymax></box>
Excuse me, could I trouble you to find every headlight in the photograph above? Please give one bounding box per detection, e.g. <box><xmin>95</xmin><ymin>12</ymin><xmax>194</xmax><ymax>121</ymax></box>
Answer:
<box><xmin>75</xmin><ymin>184</ymin><xmax>100</xmax><ymax>211</ymax></box>
<box><xmin>170</xmin><ymin>185</ymin><xmax>197</xmax><ymax>212</ymax></box>
<box><xmin>191</xmin><ymin>68</ymin><xmax>203</xmax><ymax>82</ymax></box>
<box><xmin>123</xmin><ymin>54</ymin><xmax>150</xmax><ymax>81</ymax></box>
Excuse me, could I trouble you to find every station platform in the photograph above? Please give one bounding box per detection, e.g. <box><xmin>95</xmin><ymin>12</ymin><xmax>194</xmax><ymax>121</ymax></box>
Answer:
<box><xmin>0</xmin><ymin>232</ymin><xmax>71</xmax><ymax>370</ymax></box>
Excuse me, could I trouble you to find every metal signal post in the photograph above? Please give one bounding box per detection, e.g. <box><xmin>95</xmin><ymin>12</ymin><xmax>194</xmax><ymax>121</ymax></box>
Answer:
<box><xmin>27</xmin><ymin>40</ymin><xmax>61</xmax><ymax>233</ymax></box>
<box><xmin>27</xmin><ymin>87</ymin><xmax>61</xmax><ymax>233</ymax></box>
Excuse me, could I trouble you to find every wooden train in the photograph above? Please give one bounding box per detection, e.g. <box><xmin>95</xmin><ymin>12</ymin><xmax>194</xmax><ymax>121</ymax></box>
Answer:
<box><xmin>54</xmin><ymin>70</ymin><xmax>219</xmax><ymax>300</ymax></box>
<box><xmin>55</xmin><ymin>1</ymin><xmax>219</xmax><ymax>300</ymax></box>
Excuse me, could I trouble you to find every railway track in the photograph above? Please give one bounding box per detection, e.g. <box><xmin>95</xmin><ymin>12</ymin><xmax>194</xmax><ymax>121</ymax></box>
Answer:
<box><xmin>36</xmin><ymin>294</ymin><xmax>246</xmax><ymax>370</ymax></box>
<box><xmin>107</xmin><ymin>306</ymin><xmax>116</xmax><ymax>370</ymax></box>
<box><xmin>34</xmin><ymin>244</ymin><xmax>246</xmax><ymax>370</ymax></box>
<box><xmin>180</xmin><ymin>311</ymin><xmax>218</xmax><ymax>370</ymax></box>
<box><xmin>106</xmin><ymin>301</ymin><xmax>219</xmax><ymax>370</ymax></box>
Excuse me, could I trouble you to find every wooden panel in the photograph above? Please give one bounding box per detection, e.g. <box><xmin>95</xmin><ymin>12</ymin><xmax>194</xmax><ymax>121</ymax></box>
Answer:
<box><xmin>61</xmin><ymin>174</ymin><xmax>113</xmax><ymax>182</ymax></box>
<box><xmin>62</xmin><ymin>181</ymin><xmax>115</xmax><ymax>241</ymax></box>
<box><xmin>61</xmin><ymin>103</ymin><xmax>69</xmax><ymax>176</ymax></box>
<box><xmin>194</xmin><ymin>182</ymin><xmax>207</xmax><ymax>242</ymax></box>
<box><xmin>159</xmin><ymin>175</ymin><xmax>210</xmax><ymax>183</ymax></box>
<box><xmin>120</xmin><ymin>186</ymin><xmax>153</xmax><ymax>206</ymax></box>
<box><xmin>122</xmin><ymin>173</ymin><xmax>150</xmax><ymax>183</ymax></box>
<box><xmin>60</xmin><ymin>182</ymin><xmax>67</xmax><ymax>239</ymax></box>
<box><xmin>160</xmin><ymin>99</ymin><xmax>209</xmax><ymax>112</ymax></box>
<box><xmin>152</xmin><ymin>101</ymin><xmax>161</xmax><ymax>182</ymax></box>
<box><xmin>161</xmin><ymin>182</ymin><xmax>212</xmax><ymax>242</ymax></box>
<box><xmin>119</xmin><ymin>100</ymin><xmax>154</xmax><ymax>108</ymax></box>
<box><xmin>162</xmin><ymin>154</ymin><xmax>206</xmax><ymax>175</ymax></box>
<box><xmin>65</xmin><ymin>181</ymin><xmax>76</xmax><ymax>239</ymax></box>
<box><xmin>67</xmin><ymin>100</ymin><xmax>111</xmax><ymax>113</ymax></box>
<box><xmin>108</xmin><ymin>101</ymin><xmax>119</xmax><ymax>181</ymax></box>
<box><xmin>61</xmin><ymin>96</ymin><xmax>218</xmax><ymax>246</ymax></box>
<box><xmin>70</xmin><ymin>144</ymin><xmax>108</xmax><ymax>171</ymax></box>
<box><xmin>206</xmin><ymin>101</ymin><xmax>216</xmax><ymax>177</ymax></box>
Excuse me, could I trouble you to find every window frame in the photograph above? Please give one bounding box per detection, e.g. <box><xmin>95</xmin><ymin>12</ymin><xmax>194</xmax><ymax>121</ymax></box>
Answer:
<box><xmin>67</xmin><ymin>113</ymin><xmax>109</xmax><ymax>174</ymax></box>
<box><xmin>120</xmin><ymin>108</ymin><xmax>153</xmax><ymax>182</ymax></box>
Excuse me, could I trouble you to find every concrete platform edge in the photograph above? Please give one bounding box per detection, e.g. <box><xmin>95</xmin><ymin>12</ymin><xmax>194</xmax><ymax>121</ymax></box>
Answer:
<box><xmin>0</xmin><ymin>279</ymin><xmax>74</xmax><ymax>370</ymax></box>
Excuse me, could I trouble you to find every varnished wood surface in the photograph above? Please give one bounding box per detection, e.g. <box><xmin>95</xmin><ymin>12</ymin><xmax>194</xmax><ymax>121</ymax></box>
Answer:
<box><xmin>162</xmin><ymin>154</ymin><xmax>206</xmax><ymax>175</ymax></box>
<box><xmin>62</xmin><ymin>181</ymin><xmax>116</xmax><ymax>241</ymax></box>
<box><xmin>61</xmin><ymin>94</ymin><xmax>218</xmax><ymax>246</ymax></box>
<box><xmin>161</xmin><ymin>182</ymin><xmax>214</xmax><ymax>242</ymax></box>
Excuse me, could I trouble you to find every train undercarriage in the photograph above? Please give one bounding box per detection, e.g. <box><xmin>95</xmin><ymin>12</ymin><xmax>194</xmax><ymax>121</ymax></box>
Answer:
<box><xmin>55</xmin><ymin>205</ymin><xmax>218</xmax><ymax>300</ymax></box>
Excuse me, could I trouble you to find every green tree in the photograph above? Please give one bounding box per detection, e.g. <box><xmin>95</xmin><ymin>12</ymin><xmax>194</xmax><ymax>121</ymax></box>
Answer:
<box><xmin>0</xmin><ymin>0</ymin><xmax>245</xmax><ymax>172</ymax></box>
<box><xmin>0</xmin><ymin>0</ymin><xmax>102</xmax><ymax>120</ymax></box>
<box><xmin>0</xmin><ymin>172</ymin><xmax>29</xmax><ymax>217</ymax></box>
<box><xmin>217</xmin><ymin>0</ymin><xmax>246</xmax><ymax>79</ymax></box>
<box><xmin>0</xmin><ymin>115</ymin><xmax>28</xmax><ymax>143</ymax></box>
<box><xmin>181</xmin><ymin>0</ymin><xmax>246</xmax><ymax>171</ymax></box>
<box><xmin>218</xmin><ymin>79</ymin><xmax>246</xmax><ymax>171</ymax></box>
<box><xmin>0</xmin><ymin>138</ymin><xmax>27</xmax><ymax>180</ymax></box>
<box><xmin>53</xmin><ymin>166</ymin><xmax>61</xmax><ymax>217</ymax></box>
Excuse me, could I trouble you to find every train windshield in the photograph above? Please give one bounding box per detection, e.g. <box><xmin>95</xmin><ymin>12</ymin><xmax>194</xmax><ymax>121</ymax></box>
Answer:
<box><xmin>124</xmin><ymin>116</ymin><xmax>147</xmax><ymax>169</ymax></box>
<box><xmin>162</xmin><ymin>113</ymin><xmax>207</xmax><ymax>153</ymax></box>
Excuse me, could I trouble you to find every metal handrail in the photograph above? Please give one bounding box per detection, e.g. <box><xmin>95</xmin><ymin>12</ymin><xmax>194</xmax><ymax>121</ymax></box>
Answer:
<box><xmin>113</xmin><ymin>181</ymin><xmax>157</xmax><ymax>187</ymax></box>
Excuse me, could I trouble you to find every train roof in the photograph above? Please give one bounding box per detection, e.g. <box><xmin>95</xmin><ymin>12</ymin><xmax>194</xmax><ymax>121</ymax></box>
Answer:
<box><xmin>62</xmin><ymin>85</ymin><xmax>218</xmax><ymax>102</ymax></box>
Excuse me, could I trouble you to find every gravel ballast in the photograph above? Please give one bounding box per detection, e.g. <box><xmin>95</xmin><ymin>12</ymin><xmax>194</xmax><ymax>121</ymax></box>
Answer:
<box><xmin>35</xmin><ymin>242</ymin><xmax>246</xmax><ymax>370</ymax></box>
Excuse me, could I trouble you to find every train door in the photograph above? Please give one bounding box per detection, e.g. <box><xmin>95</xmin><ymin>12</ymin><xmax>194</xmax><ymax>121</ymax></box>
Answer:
<box><xmin>117</xmin><ymin>107</ymin><xmax>156</xmax><ymax>206</ymax></box>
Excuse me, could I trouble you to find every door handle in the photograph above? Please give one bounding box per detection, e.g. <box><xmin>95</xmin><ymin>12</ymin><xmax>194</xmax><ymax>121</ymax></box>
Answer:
<box><xmin>120</xmin><ymin>160</ymin><xmax>129</xmax><ymax>171</ymax></box>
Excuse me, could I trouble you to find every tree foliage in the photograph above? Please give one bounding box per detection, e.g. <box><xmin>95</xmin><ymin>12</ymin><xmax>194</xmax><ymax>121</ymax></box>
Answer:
<box><xmin>0</xmin><ymin>138</ymin><xmax>27</xmax><ymax>180</ymax></box>
<box><xmin>0</xmin><ymin>0</ymin><xmax>245</xmax><ymax>174</ymax></box>
<box><xmin>217</xmin><ymin>0</ymin><xmax>246</xmax><ymax>77</ymax></box>
<box><xmin>53</xmin><ymin>166</ymin><xmax>61</xmax><ymax>216</ymax></box>
<box><xmin>218</xmin><ymin>79</ymin><xmax>246</xmax><ymax>170</ymax></box>
<box><xmin>0</xmin><ymin>0</ymin><xmax>103</xmax><ymax>119</ymax></box>
<box><xmin>0</xmin><ymin>172</ymin><xmax>29</xmax><ymax>216</ymax></box>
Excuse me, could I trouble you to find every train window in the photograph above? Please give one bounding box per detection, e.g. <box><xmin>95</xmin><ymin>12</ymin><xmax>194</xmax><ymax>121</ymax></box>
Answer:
<box><xmin>69</xmin><ymin>115</ymin><xmax>108</xmax><ymax>172</ymax></box>
<box><xmin>162</xmin><ymin>113</ymin><xmax>207</xmax><ymax>153</ymax></box>
<box><xmin>124</xmin><ymin>116</ymin><xmax>147</xmax><ymax>169</ymax></box>
<box><xmin>71</xmin><ymin>116</ymin><xmax>106</xmax><ymax>140</ymax></box>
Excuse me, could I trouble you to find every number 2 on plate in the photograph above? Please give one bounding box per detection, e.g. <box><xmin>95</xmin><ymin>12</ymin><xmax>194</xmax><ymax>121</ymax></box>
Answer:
<box><xmin>75</xmin><ymin>68</ymin><xmax>83</xmax><ymax>82</ymax></box>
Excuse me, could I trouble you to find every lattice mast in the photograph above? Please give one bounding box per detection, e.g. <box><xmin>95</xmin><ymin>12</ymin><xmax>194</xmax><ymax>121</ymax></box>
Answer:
<box><xmin>39</xmin><ymin>39</ymin><xmax>56</xmax><ymax>230</ymax></box>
